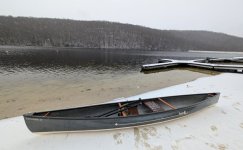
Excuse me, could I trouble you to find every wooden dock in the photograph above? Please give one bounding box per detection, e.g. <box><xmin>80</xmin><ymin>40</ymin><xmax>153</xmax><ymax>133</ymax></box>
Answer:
<box><xmin>141</xmin><ymin>57</ymin><xmax>243</xmax><ymax>73</ymax></box>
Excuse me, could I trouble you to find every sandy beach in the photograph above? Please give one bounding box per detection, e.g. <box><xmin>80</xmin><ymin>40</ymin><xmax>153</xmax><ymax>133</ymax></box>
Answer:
<box><xmin>0</xmin><ymin>70</ymin><xmax>210</xmax><ymax>119</ymax></box>
<box><xmin>1</xmin><ymin>73</ymin><xmax>243</xmax><ymax>150</ymax></box>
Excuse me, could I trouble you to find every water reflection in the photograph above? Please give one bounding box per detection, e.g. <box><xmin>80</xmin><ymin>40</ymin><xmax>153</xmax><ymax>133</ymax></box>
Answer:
<box><xmin>0</xmin><ymin>48</ymin><xmax>156</xmax><ymax>74</ymax></box>
<box><xmin>0</xmin><ymin>48</ymin><xmax>165</xmax><ymax>87</ymax></box>
<box><xmin>1</xmin><ymin>47</ymin><xmax>243</xmax><ymax>79</ymax></box>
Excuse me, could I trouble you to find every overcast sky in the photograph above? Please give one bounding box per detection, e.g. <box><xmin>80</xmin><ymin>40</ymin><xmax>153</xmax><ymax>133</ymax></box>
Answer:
<box><xmin>0</xmin><ymin>0</ymin><xmax>243</xmax><ymax>37</ymax></box>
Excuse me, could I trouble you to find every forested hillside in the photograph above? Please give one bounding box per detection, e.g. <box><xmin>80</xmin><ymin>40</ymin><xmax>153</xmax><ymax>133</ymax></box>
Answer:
<box><xmin>0</xmin><ymin>16</ymin><xmax>243</xmax><ymax>51</ymax></box>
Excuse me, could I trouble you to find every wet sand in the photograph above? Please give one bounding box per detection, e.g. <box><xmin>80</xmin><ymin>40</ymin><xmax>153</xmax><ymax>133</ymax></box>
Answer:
<box><xmin>0</xmin><ymin>70</ymin><xmax>210</xmax><ymax>119</ymax></box>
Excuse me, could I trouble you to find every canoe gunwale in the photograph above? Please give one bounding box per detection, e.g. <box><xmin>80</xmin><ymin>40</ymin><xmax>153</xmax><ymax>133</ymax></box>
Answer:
<box><xmin>23</xmin><ymin>93</ymin><xmax>220</xmax><ymax>120</ymax></box>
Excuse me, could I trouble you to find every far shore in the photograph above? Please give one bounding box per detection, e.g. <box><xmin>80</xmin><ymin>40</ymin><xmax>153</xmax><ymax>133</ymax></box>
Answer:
<box><xmin>0</xmin><ymin>45</ymin><xmax>163</xmax><ymax>51</ymax></box>
<box><xmin>2</xmin><ymin>45</ymin><xmax>243</xmax><ymax>53</ymax></box>
<box><xmin>189</xmin><ymin>50</ymin><xmax>243</xmax><ymax>54</ymax></box>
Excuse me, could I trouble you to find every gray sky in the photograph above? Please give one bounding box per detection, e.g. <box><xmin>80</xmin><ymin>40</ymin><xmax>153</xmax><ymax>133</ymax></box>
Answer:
<box><xmin>0</xmin><ymin>0</ymin><xmax>243</xmax><ymax>37</ymax></box>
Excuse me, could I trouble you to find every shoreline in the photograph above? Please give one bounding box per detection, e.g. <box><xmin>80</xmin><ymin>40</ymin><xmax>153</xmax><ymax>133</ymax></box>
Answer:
<box><xmin>0</xmin><ymin>70</ymin><xmax>209</xmax><ymax>119</ymax></box>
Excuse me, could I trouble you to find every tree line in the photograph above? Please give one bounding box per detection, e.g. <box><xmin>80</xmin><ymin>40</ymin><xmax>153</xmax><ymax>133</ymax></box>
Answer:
<box><xmin>0</xmin><ymin>16</ymin><xmax>243</xmax><ymax>51</ymax></box>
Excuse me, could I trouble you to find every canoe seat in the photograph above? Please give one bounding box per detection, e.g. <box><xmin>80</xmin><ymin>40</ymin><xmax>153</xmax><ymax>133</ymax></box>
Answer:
<box><xmin>143</xmin><ymin>100</ymin><xmax>164</xmax><ymax>112</ymax></box>
<box><xmin>158</xmin><ymin>98</ymin><xmax>176</xmax><ymax>110</ymax></box>
<box><xmin>127</xmin><ymin>107</ymin><xmax>139</xmax><ymax>116</ymax></box>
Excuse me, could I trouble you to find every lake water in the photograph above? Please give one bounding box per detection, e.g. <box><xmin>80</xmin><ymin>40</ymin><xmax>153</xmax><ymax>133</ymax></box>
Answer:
<box><xmin>1</xmin><ymin>47</ymin><xmax>242</xmax><ymax>84</ymax></box>
<box><xmin>1</xmin><ymin>47</ymin><xmax>243</xmax><ymax>119</ymax></box>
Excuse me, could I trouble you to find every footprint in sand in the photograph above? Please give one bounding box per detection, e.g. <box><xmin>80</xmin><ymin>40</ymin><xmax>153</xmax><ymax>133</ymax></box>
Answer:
<box><xmin>210</xmin><ymin>125</ymin><xmax>218</xmax><ymax>132</ymax></box>
<box><xmin>240</xmin><ymin>123</ymin><xmax>243</xmax><ymax>129</ymax></box>
<box><xmin>113</xmin><ymin>132</ymin><xmax>123</xmax><ymax>144</ymax></box>
<box><xmin>232</xmin><ymin>102</ymin><xmax>241</xmax><ymax>111</ymax></box>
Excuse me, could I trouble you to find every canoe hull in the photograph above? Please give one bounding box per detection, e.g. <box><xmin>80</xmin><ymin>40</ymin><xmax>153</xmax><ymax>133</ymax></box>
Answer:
<box><xmin>24</xmin><ymin>93</ymin><xmax>220</xmax><ymax>133</ymax></box>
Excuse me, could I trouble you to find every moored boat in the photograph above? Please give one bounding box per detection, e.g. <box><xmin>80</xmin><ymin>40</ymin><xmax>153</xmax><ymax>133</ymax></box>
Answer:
<box><xmin>23</xmin><ymin>93</ymin><xmax>220</xmax><ymax>133</ymax></box>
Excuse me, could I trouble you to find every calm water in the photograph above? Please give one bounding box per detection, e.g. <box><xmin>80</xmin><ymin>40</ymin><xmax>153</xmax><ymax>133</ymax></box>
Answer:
<box><xmin>0</xmin><ymin>48</ymin><xmax>156</xmax><ymax>86</ymax></box>
<box><xmin>1</xmin><ymin>47</ymin><xmax>243</xmax><ymax>87</ymax></box>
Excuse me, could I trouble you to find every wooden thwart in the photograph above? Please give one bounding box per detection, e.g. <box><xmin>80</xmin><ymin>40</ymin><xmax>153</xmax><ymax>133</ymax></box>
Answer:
<box><xmin>44</xmin><ymin>112</ymin><xmax>50</xmax><ymax>117</ymax></box>
<box><xmin>118</xmin><ymin>103</ymin><xmax>127</xmax><ymax>117</ymax></box>
<box><xmin>158</xmin><ymin>98</ymin><xmax>176</xmax><ymax>110</ymax></box>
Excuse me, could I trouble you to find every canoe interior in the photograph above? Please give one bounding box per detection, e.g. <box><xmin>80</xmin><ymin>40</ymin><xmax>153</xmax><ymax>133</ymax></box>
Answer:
<box><xmin>33</xmin><ymin>93</ymin><xmax>217</xmax><ymax>118</ymax></box>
